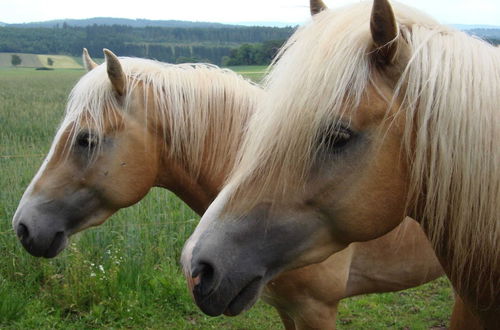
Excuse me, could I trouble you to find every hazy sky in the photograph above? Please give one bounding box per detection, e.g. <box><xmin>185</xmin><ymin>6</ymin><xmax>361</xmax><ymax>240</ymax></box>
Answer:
<box><xmin>1</xmin><ymin>0</ymin><xmax>499</xmax><ymax>25</ymax></box>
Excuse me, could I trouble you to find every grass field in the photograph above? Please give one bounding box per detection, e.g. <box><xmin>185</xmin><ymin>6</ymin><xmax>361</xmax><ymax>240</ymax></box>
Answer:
<box><xmin>0</xmin><ymin>66</ymin><xmax>453</xmax><ymax>329</ymax></box>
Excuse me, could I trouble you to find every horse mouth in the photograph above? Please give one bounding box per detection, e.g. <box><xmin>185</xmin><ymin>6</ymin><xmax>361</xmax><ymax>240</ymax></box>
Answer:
<box><xmin>223</xmin><ymin>276</ymin><xmax>263</xmax><ymax>316</ymax></box>
<box><xmin>19</xmin><ymin>231</ymin><xmax>68</xmax><ymax>258</ymax></box>
<box><xmin>192</xmin><ymin>275</ymin><xmax>264</xmax><ymax>317</ymax></box>
<box><xmin>43</xmin><ymin>231</ymin><xmax>68</xmax><ymax>258</ymax></box>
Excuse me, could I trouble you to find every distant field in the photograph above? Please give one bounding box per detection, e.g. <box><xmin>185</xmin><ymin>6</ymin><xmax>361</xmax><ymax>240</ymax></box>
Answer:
<box><xmin>37</xmin><ymin>54</ymin><xmax>82</xmax><ymax>69</ymax></box>
<box><xmin>227</xmin><ymin>65</ymin><xmax>268</xmax><ymax>83</ymax></box>
<box><xmin>0</xmin><ymin>67</ymin><xmax>453</xmax><ymax>329</ymax></box>
<box><xmin>0</xmin><ymin>52</ymin><xmax>82</xmax><ymax>69</ymax></box>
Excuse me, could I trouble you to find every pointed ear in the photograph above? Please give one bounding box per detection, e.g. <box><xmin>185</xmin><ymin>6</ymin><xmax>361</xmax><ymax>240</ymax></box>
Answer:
<box><xmin>370</xmin><ymin>0</ymin><xmax>398</xmax><ymax>65</ymax></box>
<box><xmin>103</xmin><ymin>49</ymin><xmax>126</xmax><ymax>96</ymax></box>
<box><xmin>82</xmin><ymin>48</ymin><xmax>98</xmax><ymax>71</ymax></box>
<box><xmin>310</xmin><ymin>0</ymin><xmax>327</xmax><ymax>16</ymax></box>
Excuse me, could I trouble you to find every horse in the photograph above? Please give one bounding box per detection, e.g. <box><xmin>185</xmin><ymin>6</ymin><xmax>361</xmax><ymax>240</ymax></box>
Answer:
<box><xmin>181</xmin><ymin>0</ymin><xmax>499</xmax><ymax>328</ymax></box>
<box><xmin>264</xmin><ymin>216</ymin><xmax>442</xmax><ymax>329</ymax></box>
<box><xmin>12</xmin><ymin>48</ymin><xmax>441</xmax><ymax>329</ymax></box>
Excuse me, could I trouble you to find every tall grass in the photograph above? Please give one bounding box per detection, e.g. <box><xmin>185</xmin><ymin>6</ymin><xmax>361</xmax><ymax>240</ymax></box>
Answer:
<box><xmin>0</xmin><ymin>68</ymin><xmax>283</xmax><ymax>329</ymax></box>
<box><xmin>0</xmin><ymin>67</ymin><xmax>452</xmax><ymax>329</ymax></box>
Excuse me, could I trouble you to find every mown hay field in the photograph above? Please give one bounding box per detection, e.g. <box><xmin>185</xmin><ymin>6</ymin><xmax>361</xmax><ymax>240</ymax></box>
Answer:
<box><xmin>0</xmin><ymin>66</ymin><xmax>452</xmax><ymax>329</ymax></box>
<box><xmin>0</xmin><ymin>53</ymin><xmax>82</xmax><ymax>69</ymax></box>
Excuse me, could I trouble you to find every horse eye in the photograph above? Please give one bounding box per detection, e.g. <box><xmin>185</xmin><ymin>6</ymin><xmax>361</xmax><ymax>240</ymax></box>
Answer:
<box><xmin>76</xmin><ymin>132</ymin><xmax>98</xmax><ymax>149</ymax></box>
<box><xmin>321</xmin><ymin>126</ymin><xmax>353</xmax><ymax>152</ymax></box>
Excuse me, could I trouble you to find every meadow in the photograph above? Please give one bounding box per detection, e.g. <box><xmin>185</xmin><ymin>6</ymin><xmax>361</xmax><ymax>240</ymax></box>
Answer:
<box><xmin>0</xmin><ymin>53</ymin><xmax>82</xmax><ymax>69</ymax></box>
<box><xmin>0</xmin><ymin>66</ymin><xmax>452</xmax><ymax>329</ymax></box>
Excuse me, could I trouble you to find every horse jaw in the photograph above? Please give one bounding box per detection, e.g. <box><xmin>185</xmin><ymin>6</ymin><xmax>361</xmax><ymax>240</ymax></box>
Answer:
<box><xmin>180</xmin><ymin>186</ymin><xmax>344</xmax><ymax>316</ymax></box>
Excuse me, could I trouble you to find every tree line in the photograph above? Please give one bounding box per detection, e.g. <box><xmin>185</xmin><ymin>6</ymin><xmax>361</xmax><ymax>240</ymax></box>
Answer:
<box><xmin>0</xmin><ymin>24</ymin><xmax>295</xmax><ymax>65</ymax></box>
<box><xmin>222</xmin><ymin>40</ymin><xmax>285</xmax><ymax>66</ymax></box>
<box><xmin>2</xmin><ymin>24</ymin><xmax>496</xmax><ymax>66</ymax></box>
<box><xmin>485</xmin><ymin>38</ymin><xmax>500</xmax><ymax>45</ymax></box>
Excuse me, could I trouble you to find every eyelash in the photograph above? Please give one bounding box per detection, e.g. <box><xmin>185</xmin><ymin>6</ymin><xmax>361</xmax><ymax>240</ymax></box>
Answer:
<box><xmin>320</xmin><ymin>126</ymin><xmax>353</xmax><ymax>153</ymax></box>
<box><xmin>76</xmin><ymin>132</ymin><xmax>99</xmax><ymax>149</ymax></box>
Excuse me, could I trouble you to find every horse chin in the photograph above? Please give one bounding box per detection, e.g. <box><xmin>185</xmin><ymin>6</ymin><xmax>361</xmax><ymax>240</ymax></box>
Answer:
<box><xmin>194</xmin><ymin>276</ymin><xmax>265</xmax><ymax>317</ymax></box>
<box><xmin>223</xmin><ymin>276</ymin><xmax>263</xmax><ymax>316</ymax></box>
<box><xmin>42</xmin><ymin>231</ymin><xmax>69</xmax><ymax>258</ymax></box>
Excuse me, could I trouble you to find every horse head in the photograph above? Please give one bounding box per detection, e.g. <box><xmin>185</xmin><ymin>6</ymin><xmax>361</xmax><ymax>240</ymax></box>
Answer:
<box><xmin>12</xmin><ymin>49</ymin><xmax>161</xmax><ymax>257</ymax></box>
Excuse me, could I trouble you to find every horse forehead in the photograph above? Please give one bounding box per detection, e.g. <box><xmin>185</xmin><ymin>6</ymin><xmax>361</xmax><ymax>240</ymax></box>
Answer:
<box><xmin>348</xmin><ymin>83</ymin><xmax>398</xmax><ymax>130</ymax></box>
<box><xmin>72</xmin><ymin>106</ymin><xmax>126</xmax><ymax>132</ymax></box>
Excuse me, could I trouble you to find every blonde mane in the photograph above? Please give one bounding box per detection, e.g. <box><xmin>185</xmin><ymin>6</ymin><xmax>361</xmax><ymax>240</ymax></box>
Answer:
<box><xmin>228</xmin><ymin>1</ymin><xmax>499</xmax><ymax>303</ymax></box>
<box><xmin>57</xmin><ymin>58</ymin><xmax>261</xmax><ymax>178</ymax></box>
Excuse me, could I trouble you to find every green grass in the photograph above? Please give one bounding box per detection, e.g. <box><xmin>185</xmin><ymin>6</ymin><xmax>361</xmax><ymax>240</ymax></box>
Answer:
<box><xmin>0</xmin><ymin>66</ymin><xmax>453</xmax><ymax>329</ymax></box>
<box><xmin>227</xmin><ymin>65</ymin><xmax>268</xmax><ymax>83</ymax></box>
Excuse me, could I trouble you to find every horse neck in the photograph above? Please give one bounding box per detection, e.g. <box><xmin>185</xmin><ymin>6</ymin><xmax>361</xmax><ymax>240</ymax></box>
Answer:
<box><xmin>392</xmin><ymin>29</ymin><xmax>500</xmax><ymax>321</ymax></box>
<box><xmin>149</xmin><ymin>76</ymin><xmax>256</xmax><ymax>215</ymax></box>
<box><xmin>155</xmin><ymin>155</ymin><xmax>223</xmax><ymax>216</ymax></box>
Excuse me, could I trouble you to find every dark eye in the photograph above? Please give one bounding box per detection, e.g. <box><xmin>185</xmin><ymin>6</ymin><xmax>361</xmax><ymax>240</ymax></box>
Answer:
<box><xmin>76</xmin><ymin>132</ymin><xmax>99</xmax><ymax>149</ymax></box>
<box><xmin>320</xmin><ymin>125</ymin><xmax>353</xmax><ymax>153</ymax></box>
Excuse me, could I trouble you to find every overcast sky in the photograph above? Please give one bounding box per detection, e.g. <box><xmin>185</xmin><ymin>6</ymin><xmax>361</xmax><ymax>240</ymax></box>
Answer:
<box><xmin>1</xmin><ymin>0</ymin><xmax>499</xmax><ymax>26</ymax></box>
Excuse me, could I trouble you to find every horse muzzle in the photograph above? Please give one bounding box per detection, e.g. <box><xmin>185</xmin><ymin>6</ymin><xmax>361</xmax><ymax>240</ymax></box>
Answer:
<box><xmin>12</xmin><ymin>185</ymin><xmax>112</xmax><ymax>258</ymax></box>
<box><xmin>182</xmin><ymin>242</ymin><xmax>267</xmax><ymax>317</ymax></box>
<box><xmin>180</xmin><ymin>196</ymin><xmax>329</xmax><ymax>317</ymax></box>
<box><xmin>13</xmin><ymin>205</ymin><xmax>70</xmax><ymax>258</ymax></box>
<box><xmin>15</xmin><ymin>221</ymin><xmax>68</xmax><ymax>258</ymax></box>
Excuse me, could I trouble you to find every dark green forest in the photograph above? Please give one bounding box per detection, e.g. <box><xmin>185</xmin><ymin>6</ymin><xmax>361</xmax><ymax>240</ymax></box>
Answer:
<box><xmin>223</xmin><ymin>40</ymin><xmax>285</xmax><ymax>66</ymax></box>
<box><xmin>1</xmin><ymin>22</ymin><xmax>498</xmax><ymax>66</ymax></box>
<box><xmin>0</xmin><ymin>24</ymin><xmax>295</xmax><ymax>65</ymax></box>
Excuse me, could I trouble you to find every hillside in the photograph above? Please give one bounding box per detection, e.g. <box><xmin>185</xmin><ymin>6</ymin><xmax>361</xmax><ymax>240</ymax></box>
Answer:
<box><xmin>0</xmin><ymin>53</ymin><xmax>81</xmax><ymax>69</ymax></box>
<box><xmin>4</xmin><ymin>18</ymin><xmax>498</xmax><ymax>30</ymax></box>
<box><xmin>452</xmin><ymin>24</ymin><xmax>500</xmax><ymax>31</ymax></box>
<box><xmin>466</xmin><ymin>28</ymin><xmax>500</xmax><ymax>39</ymax></box>
<box><xmin>0</xmin><ymin>24</ymin><xmax>295</xmax><ymax>65</ymax></box>
<box><xmin>6</xmin><ymin>17</ymin><xmax>244</xmax><ymax>29</ymax></box>
<box><xmin>0</xmin><ymin>18</ymin><xmax>497</xmax><ymax>66</ymax></box>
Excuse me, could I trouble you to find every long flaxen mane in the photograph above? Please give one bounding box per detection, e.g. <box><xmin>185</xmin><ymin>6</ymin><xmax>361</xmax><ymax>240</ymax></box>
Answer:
<box><xmin>228</xmin><ymin>2</ymin><xmax>499</xmax><ymax>304</ymax></box>
<box><xmin>56</xmin><ymin>58</ymin><xmax>260</xmax><ymax>178</ymax></box>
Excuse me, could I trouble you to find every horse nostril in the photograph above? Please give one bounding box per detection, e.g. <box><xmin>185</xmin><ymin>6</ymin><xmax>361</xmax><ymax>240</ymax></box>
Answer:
<box><xmin>16</xmin><ymin>223</ymin><xmax>30</xmax><ymax>240</ymax></box>
<box><xmin>192</xmin><ymin>262</ymin><xmax>217</xmax><ymax>297</ymax></box>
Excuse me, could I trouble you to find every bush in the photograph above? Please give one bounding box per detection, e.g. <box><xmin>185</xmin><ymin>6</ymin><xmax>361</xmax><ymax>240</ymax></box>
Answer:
<box><xmin>11</xmin><ymin>54</ymin><xmax>22</xmax><ymax>66</ymax></box>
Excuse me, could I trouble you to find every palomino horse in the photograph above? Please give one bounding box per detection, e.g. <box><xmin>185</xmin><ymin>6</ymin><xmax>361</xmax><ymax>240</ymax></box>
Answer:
<box><xmin>12</xmin><ymin>48</ymin><xmax>441</xmax><ymax>329</ymax></box>
<box><xmin>181</xmin><ymin>0</ymin><xmax>499</xmax><ymax>328</ymax></box>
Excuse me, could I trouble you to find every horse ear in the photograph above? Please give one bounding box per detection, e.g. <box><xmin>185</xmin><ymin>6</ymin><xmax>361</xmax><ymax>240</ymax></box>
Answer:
<box><xmin>103</xmin><ymin>49</ymin><xmax>126</xmax><ymax>96</ymax></box>
<box><xmin>310</xmin><ymin>0</ymin><xmax>327</xmax><ymax>16</ymax></box>
<box><xmin>370</xmin><ymin>0</ymin><xmax>398</xmax><ymax>65</ymax></box>
<box><xmin>82</xmin><ymin>48</ymin><xmax>98</xmax><ymax>71</ymax></box>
